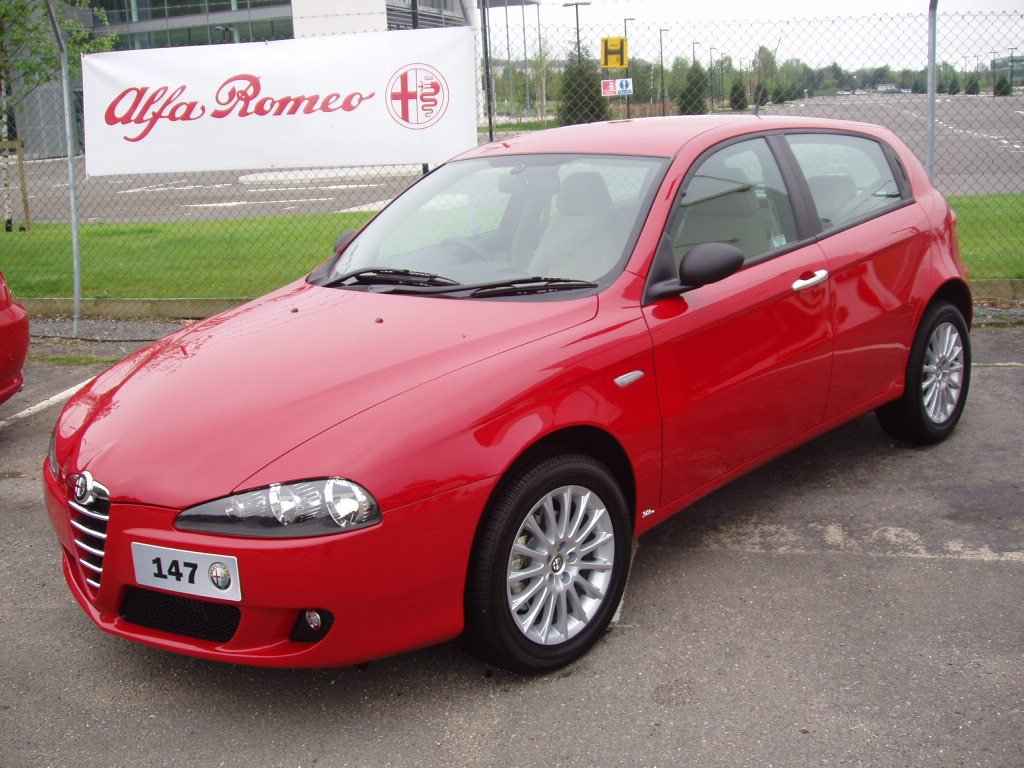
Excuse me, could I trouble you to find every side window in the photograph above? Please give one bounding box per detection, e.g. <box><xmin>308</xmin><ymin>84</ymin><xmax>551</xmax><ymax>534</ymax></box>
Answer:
<box><xmin>670</xmin><ymin>138</ymin><xmax>799</xmax><ymax>266</ymax></box>
<box><xmin>786</xmin><ymin>133</ymin><xmax>902</xmax><ymax>230</ymax></box>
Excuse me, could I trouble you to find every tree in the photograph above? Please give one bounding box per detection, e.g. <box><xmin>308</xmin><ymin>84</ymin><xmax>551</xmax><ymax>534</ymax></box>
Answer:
<box><xmin>947</xmin><ymin>75</ymin><xmax>961</xmax><ymax>95</ymax></box>
<box><xmin>994</xmin><ymin>73</ymin><xmax>1012</xmax><ymax>97</ymax></box>
<box><xmin>752</xmin><ymin>45</ymin><xmax>778</xmax><ymax>84</ymax></box>
<box><xmin>677</xmin><ymin>60</ymin><xmax>708</xmax><ymax>115</ymax></box>
<box><xmin>965</xmin><ymin>72</ymin><xmax>980</xmax><ymax>95</ymax></box>
<box><xmin>666</xmin><ymin>56</ymin><xmax>689</xmax><ymax>103</ymax></box>
<box><xmin>530</xmin><ymin>35</ymin><xmax>555</xmax><ymax>120</ymax></box>
<box><xmin>729</xmin><ymin>75</ymin><xmax>748</xmax><ymax>111</ymax></box>
<box><xmin>1</xmin><ymin>0</ymin><xmax>115</xmax><ymax>230</ymax></box>
<box><xmin>557</xmin><ymin>48</ymin><xmax>609</xmax><ymax>126</ymax></box>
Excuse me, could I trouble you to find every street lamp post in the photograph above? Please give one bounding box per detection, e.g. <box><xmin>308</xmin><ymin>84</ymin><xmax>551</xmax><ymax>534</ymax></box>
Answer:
<box><xmin>709</xmin><ymin>47</ymin><xmax>716</xmax><ymax>110</ymax></box>
<box><xmin>659</xmin><ymin>28</ymin><xmax>669</xmax><ymax>116</ymax></box>
<box><xmin>692</xmin><ymin>40</ymin><xmax>699</xmax><ymax>66</ymax></box>
<box><xmin>624</xmin><ymin>17</ymin><xmax>635</xmax><ymax>118</ymax></box>
<box><xmin>563</xmin><ymin>2</ymin><xmax>591</xmax><ymax>60</ymax></box>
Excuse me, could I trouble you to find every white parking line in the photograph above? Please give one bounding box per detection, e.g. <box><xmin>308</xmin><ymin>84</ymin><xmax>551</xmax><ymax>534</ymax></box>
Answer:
<box><xmin>0</xmin><ymin>379</ymin><xmax>94</xmax><ymax>432</ymax></box>
<box><xmin>184</xmin><ymin>198</ymin><xmax>335</xmax><ymax>209</ymax></box>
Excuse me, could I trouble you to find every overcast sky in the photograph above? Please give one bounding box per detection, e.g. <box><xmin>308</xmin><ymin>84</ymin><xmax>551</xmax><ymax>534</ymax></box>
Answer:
<box><xmin>534</xmin><ymin>0</ymin><xmax>1022</xmax><ymax>25</ymax></box>
<box><xmin>483</xmin><ymin>0</ymin><xmax>1021</xmax><ymax>70</ymax></box>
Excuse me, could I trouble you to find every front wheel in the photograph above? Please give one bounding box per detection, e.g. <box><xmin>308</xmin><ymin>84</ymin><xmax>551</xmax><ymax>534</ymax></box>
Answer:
<box><xmin>876</xmin><ymin>301</ymin><xmax>971</xmax><ymax>444</ymax></box>
<box><xmin>465</xmin><ymin>453</ymin><xmax>632</xmax><ymax>673</ymax></box>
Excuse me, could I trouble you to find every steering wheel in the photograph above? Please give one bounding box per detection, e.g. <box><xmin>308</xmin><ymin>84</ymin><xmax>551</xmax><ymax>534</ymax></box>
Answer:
<box><xmin>441</xmin><ymin>237</ymin><xmax>490</xmax><ymax>263</ymax></box>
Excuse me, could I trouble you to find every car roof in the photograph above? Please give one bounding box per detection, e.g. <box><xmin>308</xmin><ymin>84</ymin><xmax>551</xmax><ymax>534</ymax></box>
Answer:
<box><xmin>455</xmin><ymin>115</ymin><xmax>895</xmax><ymax>161</ymax></box>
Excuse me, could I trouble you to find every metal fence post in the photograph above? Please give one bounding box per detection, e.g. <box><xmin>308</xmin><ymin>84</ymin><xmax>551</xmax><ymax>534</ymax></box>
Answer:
<box><xmin>927</xmin><ymin>0</ymin><xmax>938</xmax><ymax>182</ymax></box>
<box><xmin>44</xmin><ymin>0</ymin><xmax>82</xmax><ymax>337</ymax></box>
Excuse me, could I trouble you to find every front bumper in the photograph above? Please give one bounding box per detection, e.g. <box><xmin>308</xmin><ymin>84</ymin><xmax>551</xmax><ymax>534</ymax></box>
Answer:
<box><xmin>44</xmin><ymin>465</ymin><xmax>492</xmax><ymax>667</ymax></box>
<box><xmin>0</xmin><ymin>301</ymin><xmax>29</xmax><ymax>405</ymax></box>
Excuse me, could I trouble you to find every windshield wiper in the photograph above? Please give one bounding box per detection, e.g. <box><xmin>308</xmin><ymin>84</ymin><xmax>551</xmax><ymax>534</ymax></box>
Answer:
<box><xmin>322</xmin><ymin>267</ymin><xmax>460</xmax><ymax>289</ymax></box>
<box><xmin>469</xmin><ymin>277</ymin><xmax>597</xmax><ymax>298</ymax></box>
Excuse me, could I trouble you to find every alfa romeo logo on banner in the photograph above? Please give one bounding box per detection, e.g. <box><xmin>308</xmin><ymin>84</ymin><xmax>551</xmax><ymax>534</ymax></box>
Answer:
<box><xmin>387</xmin><ymin>64</ymin><xmax>450</xmax><ymax>130</ymax></box>
<box><xmin>82</xmin><ymin>27</ymin><xmax>476</xmax><ymax>175</ymax></box>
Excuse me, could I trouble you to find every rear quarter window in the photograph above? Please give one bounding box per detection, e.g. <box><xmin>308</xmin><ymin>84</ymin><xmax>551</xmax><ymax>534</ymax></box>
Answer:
<box><xmin>786</xmin><ymin>134</ymin><xmax>903</xmax><ymax>231</ymax></box>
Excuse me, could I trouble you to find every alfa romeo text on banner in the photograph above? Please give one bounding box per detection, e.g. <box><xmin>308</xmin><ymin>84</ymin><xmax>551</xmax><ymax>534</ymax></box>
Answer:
<box><xmin>83</xmin><ymin>27</ymin><xmax>477</xmax><ymax>176</ymax></box>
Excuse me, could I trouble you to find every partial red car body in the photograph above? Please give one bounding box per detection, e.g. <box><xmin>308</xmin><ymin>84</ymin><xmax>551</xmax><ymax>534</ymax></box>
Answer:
<box><xmin>0</xmin><ymin>270</ymin><xmax>29</xmax><ymax>406</ymax></box>
<box><xmin>44</xmin><ymin>116</ymin><xmax>971</xmax><ymax>671</ymax></box>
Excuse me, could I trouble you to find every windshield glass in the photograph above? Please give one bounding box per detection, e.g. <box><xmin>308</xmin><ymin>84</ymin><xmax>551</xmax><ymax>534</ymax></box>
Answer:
<box><xmin>324</xmin><ymin>153</ymin><xmax>669</xmax><ymax>289</ymax></box>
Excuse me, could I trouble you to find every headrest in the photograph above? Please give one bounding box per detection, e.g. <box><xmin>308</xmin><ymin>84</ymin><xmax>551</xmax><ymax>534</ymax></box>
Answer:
<box><xmin>687</xmin><ymin>186</ymin><xmax>760</xmax><ymax>217</ymax></box>
<box><xmin>806</xmin><ymin>175</ymin><xmax>857</xmax><ymax>221</ymax></box>
<box><xmin>557</xmin><ymin>172</ymin><xmax>613</xmax><ymax>216</ymax></box>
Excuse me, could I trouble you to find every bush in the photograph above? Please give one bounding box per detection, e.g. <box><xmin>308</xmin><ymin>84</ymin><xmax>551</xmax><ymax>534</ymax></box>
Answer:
<box><xmin>677</xmin><ymin>61</ymin><xmax>709</xmax><ymax>115</ymax></box>
<box><xmin>755</xmin><ymin>82</ymin><xmax>770</xmax><ymax>107</ymax></box>
<box><xmin>557</xmin><ymin>50</ymin><xmax>610</xmax><ymax>126</ymax></box>
<box><xmin>729</xmin><ymin>76</ymin><xmax>748</xmax><ymax>111</ymax></box>
<box><xmin>995</xmin><ymin>73</ymin><xmax>1012</xmax><ymax>97</ymax></box>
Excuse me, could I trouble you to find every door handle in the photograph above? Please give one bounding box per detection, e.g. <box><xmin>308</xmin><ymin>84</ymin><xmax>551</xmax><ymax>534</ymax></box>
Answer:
<box><xmin>792</xmin><ymin>269</ymin><xmax>829</xmax><ymax>292</ymax></box>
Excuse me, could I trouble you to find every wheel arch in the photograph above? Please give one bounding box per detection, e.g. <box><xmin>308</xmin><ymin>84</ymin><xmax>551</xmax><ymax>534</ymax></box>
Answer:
<box><xmin>497</xmin><ymin>425</ymin><xmax>637</xmax><ymax>534</ymax></box>
<box><xmin>928</xmin><ymin>279</ymin><xmax>973</xmax><ymax>328</ymax></box>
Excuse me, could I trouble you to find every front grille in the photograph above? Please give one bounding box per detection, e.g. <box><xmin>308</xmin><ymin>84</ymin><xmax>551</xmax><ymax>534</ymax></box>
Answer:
<box><xmin>68</xmin><ymin>478</ymin><xmax>111</xmax><ymax>593</ymax></box>
<box><xmin>121</xmin><ymin>586</ymin><xmax>241</xmax><ymax>643</ymax></box>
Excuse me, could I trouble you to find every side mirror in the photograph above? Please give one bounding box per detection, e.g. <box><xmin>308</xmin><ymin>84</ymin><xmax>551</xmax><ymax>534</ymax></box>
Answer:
<box><xmin>307</xmin><ymin>230</ymin><xmax>358</xmax><ymax>284</ymax></box>
<box><xmin>679</xmin><ymin>242</ymin><xmax>745</xmax><ymax>287</ymax></box>
<box><xmin>333</xmin><ymin>229</ymin><xmax>357</xmax><ymax>256</ymax></box>
<box><xmin>644</xmin><ymin>237</ymin><xmax>745</xmax><ymax>303</ymax></box>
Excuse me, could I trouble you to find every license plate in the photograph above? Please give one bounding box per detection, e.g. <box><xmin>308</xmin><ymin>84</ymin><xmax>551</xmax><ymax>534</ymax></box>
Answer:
<box><xmin>131</xmin><ymin>542</ymin><xmax>242</xmax><ymax>602</ymax></box>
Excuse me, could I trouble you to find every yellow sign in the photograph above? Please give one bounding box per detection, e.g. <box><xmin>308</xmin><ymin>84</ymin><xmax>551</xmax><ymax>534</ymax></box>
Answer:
<box><xmin>601</xmin><ymin>37</ymin><xmax>629</xmax><ymax>69</ymax></box>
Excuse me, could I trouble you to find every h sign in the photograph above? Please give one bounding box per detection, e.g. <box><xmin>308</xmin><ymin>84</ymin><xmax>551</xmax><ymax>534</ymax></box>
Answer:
<box><xmin>601</xmin><ymin>37</ymin><xmax>629</xmax><ymax>69</ymax></box>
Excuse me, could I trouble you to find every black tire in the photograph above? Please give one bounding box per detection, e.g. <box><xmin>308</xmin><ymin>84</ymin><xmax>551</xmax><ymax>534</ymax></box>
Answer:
<box><xmin>876</xmin><ymin>301</ymin><xmax>971</xmax><ymax>445</ymax></box>
<box><xmin>465</xmin><ymin>453</ymin><xmax>632</xmax><ymax>673</ymax></box>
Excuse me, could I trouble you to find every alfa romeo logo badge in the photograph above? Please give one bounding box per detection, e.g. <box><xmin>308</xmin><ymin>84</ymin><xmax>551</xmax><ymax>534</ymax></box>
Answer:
<box><xmin>70</xmin><ymin>471</ymin><xmax>94</xmax><ymax>504</ymax></box>
<box><xmin>387</xmin><ymin>63</ymin><xmax>449</xmax><ymax>130</ymax></box>
<box><xmin>209</xmin><ymin>562</ymin><xmax>232</xmax><ymax>591</ymax></box>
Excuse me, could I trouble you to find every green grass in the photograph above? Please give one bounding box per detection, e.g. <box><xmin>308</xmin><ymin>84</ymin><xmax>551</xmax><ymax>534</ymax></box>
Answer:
<box><xmin>29</xmin><ymin>353</ymin><xmax>122</xmax><ymax>366</ymax></box>
<box><xmin>1</xmin><ymin>195</ymin><xmax>1021</xmax><ymax>299</ymax></box>
<box><xmin>3</xmin><ymin>211</ymin><xmax>375</xmax><ymax>299</ymax></box>
<box><xmin>947</xmin><ymin>194</ymin><xmax>1024</xmax><ymax>280</ymax></box>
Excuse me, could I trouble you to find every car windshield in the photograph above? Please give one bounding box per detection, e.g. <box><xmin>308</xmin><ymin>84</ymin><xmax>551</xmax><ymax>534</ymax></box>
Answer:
<box><xmin>322</xmin><ymin>153</ymin><xmax>670</xmax><ymax>291</ymax></box>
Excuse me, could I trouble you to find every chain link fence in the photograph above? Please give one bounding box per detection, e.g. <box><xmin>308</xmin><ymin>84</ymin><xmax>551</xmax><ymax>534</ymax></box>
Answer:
<box><xmin>2</xmin><ymin>11</ymin><xmax>1022</xmax><ymax>322</ymax></box>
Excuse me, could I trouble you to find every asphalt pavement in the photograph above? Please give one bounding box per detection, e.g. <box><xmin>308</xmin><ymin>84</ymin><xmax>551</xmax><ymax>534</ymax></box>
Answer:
<box><xmin>0</xmin><ymin>324</ymin><xmax>1021</xmax><ymax>768</ymax></box>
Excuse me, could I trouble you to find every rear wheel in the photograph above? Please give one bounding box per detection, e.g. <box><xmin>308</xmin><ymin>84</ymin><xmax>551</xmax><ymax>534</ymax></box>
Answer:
<box><xmin>876</xmin><ymin>301</ymin><xmax>970</xmax><ymax>444</ymax></box>
<box><xmin>465</xmin><ymin>453</ymin><xmax>631</xmax><ymax>672</ymax></box>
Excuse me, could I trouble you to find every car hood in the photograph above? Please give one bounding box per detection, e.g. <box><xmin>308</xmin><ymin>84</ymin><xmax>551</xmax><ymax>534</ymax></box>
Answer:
<box><xmin>58</xmin><ymin>281</ymin><xmax>597</xmax><ymax>509</ymax></box>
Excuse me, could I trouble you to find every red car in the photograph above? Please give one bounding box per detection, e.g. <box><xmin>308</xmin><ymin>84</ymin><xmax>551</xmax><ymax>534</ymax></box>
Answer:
<box><xmin>0</xmin><ymin>270</ymin><xmax>29</xmax><ymax>406</ymax></box>
<box><xmin>44</xmin><ymin>116</ymin><xmax>971</xmax><ymax>672</ymax></box>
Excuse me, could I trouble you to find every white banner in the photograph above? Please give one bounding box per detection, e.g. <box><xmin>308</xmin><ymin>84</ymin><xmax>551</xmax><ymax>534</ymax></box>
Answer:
<box><xmin>83</xmin><ymin>27</ymin><xmax>477</xmax><ymax>176</ymax></box>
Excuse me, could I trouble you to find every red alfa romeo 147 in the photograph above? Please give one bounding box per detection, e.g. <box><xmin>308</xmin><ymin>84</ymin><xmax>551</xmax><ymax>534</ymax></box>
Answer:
<box><xmin>45</xmin><ymin>116</ymin><xmax>971</xmax><ymax>672</ymax></box>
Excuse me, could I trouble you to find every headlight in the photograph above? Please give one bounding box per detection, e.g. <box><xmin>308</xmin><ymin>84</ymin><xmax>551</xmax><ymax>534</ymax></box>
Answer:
<box><xmin>176</xmin><ymin>478</ymin><xmax>380</xmax><ymax>538</ymax></box>
<box><xmin>48</xmin><ymin>427</ymin><xmax>59</xmax><ymax>479</ymax></box>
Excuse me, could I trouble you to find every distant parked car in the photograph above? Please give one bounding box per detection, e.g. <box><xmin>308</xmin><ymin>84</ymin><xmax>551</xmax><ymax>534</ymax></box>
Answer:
<box><xmin>0</xmin><ymin>270</ymin><xmax>29</xmax><ymax>406</ymax></box>
<box><xmin>45</xmin><ymin>115</ymin><xmax>971</xmax><ymax>672</ymax></box>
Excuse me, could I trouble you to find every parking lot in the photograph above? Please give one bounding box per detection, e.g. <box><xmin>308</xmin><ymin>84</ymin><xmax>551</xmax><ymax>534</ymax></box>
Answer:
<box><xmin>1</xmin><ymin>323</ymin><xmax>1021</xmax><ymax>767</ymax></box>
<box><xmin>18</xmin><ymin>94</ymin><xmax>1024</xmax><ymax>226</ymax></box>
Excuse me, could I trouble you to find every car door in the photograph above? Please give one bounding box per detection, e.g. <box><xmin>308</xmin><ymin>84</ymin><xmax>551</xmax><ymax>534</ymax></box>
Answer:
<box><xmin>782</xmin><ymin>132</ymin><xmax>929</xmax><ymax>421</ymax></box>
<box><xmin>642</xmin><ymin>136</ymin><xmax>834</xmax><ymax>510</ymax></box>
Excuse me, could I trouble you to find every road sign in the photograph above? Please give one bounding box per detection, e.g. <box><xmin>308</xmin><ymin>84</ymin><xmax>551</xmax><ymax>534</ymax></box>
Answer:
<box><xmin>601</xmin><ymin>78</ymin><xmax>633</xmax><ymax>97</ymax></box>
<box><xmin>601</xmin><ymin>37</ymin><xmax>629</xmax><ymax>69</ymax></box>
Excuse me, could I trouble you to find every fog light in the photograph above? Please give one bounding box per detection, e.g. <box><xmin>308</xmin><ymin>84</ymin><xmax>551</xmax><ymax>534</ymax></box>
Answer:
<box><xmin>290</xmin><ymin>608</ymin><xmax>334</xmax><ymax>643</ymax></box>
